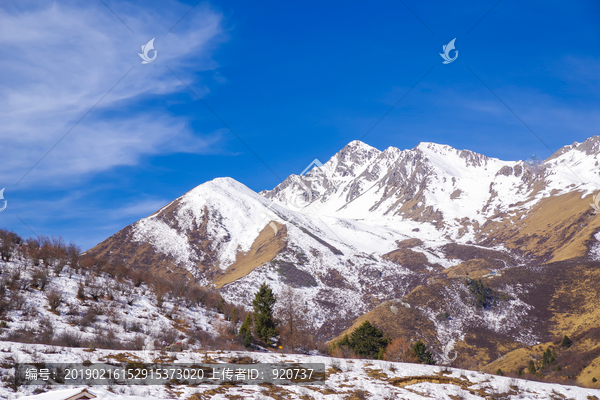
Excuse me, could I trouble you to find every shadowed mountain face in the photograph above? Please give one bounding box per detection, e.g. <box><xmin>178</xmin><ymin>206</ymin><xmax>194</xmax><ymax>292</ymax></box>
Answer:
<box><xmin>88</xmin><ymin>137</ymin><xmax>600</xmax><ymax>362</ymax></box>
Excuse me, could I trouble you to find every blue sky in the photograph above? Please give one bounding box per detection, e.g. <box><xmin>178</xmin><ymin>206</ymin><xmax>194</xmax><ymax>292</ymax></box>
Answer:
<box><xmin>0</xmin><ymin>0</ymin><xmax>598</xmax><ymax>250</ymax></box>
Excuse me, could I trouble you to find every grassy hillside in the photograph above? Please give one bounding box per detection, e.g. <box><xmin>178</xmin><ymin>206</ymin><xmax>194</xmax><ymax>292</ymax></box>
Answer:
<box><xmin>331</xmin><ymin>258</ymin><xmax>600</xmax><ymax>388</ymax></box>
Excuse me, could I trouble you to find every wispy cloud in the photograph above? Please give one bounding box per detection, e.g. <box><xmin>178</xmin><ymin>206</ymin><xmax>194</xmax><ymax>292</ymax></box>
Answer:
<box><xmin>0</xmin><ymin>1</ymin><xmax>227</xmax><ymax>187</ymax></box>
<box><xmin>108</xmin><ymin>198</ymin><xmax>171</xmax><ymax>220</ymax></box>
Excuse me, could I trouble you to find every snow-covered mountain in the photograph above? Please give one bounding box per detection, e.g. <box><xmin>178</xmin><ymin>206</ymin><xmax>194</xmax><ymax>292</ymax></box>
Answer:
<box><xmin>87</xmin><ymin>137</ymin><xmax>600</xmax><ymax>345</ymax></box>
<box><xmin>262</xmin><ymin>138</ymin><xmax>600</xmax><ymax>239</ymax></box>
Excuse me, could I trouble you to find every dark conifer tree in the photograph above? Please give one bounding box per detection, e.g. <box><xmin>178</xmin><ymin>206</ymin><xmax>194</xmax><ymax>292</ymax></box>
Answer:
<box><xmin>412</xmin><ymin>340</ymin><xmax>435</xmax><ymax>365</ymax></box>
<box><xmin>239</xmin><ymin>313</ymin><xmax>253</xmax><ymax>347</ymax></box>
<box><xmin>252</xmin><ymin>283</ymin><xmax>277</xmax><ymax>345</ymax></box>
<box><xmin>528</xmin><ymin>359</ymin><xmax>536</xmax><ymax>374</ymax></box>
<box><xmin>347</xmin><ymin>321</ymin><xmax>390</xmax><ymax>359</ymax></box>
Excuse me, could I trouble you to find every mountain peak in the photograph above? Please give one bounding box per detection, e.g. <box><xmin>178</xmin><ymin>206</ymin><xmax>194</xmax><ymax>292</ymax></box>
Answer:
<box><xmin>414</xmin><ymin>141</ymin><xmax>456</xmax><ymax>154</ymax></box>
<box><xmin>577</xmin><ymin>135</ymin><xmax>600</xmax><ymax>155</ymax></box>
<box><xmin>85</xmin><ymin>135</ymin><xmax>600</xmax><ymax>362</ymax></box>
<box><xmin>412</xmin><ymin>142</ymin><xmax>494</xmax><ymax>168</ymax></box>
<box><xmin>210</xmin><ymin>176</ymin><xmax>239</xmax><ymax>185</ymax></box>
<box><xmin>547</xmin><ymin>135</ymin><xmax>600</xmax><ymax>161</ymax></box>
<box><xmin>187</xmin><ymin>176</ymin><xmax>253</xmax><ymax>198</ymax></box>
<box><xmin>337</xmin><ymin>140</ymin><xmax>380</xmax><ymax>156</ymax></box>
<box><xmin>319</xmin><ymin>139</ymin><xmax>382</xmax><ymax>177</ymax></box>
<box><xmin>344</xmin><ymin>139</ymin><xmax>374</xmax><ymax>148</ymax></box>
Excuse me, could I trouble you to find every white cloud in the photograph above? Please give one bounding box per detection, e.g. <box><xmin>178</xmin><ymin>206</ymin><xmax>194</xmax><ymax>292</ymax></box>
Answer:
<box><xmin>0</xmin><ymin>1</ymin><xmax>227</xmax><ymax>187</ymax></box>
<box><xmin>108</xmin><ymin>198</ymin><xmax>171</xmax><ymax>220</ymax></box>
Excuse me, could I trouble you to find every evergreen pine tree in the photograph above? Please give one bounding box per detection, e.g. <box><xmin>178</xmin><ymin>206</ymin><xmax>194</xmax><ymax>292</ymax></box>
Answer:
<box><xmin>528</xmin><ymin>359</ymin><xmax>536</xmax><ymax>374</ymax></box>
<box><xmin>217</xmin><ymin>297</ymin><xmax>225</xmax><ymax>314</ymax></box>
<box><xmin>230</xmin><ymin>306</ymin><xmax>238</xmax><ymax>325</ymax></box>
<box><xmin>239</xmin><ymin>313</ymin><xmax>253</xmax><ymax>347</ymax></box>
<box><xmin>243</xmin><ymin>331</ymin><xmax>252</xmax><ymax>347</ymax></box>
<box><xmin>561</xmin><ymin>335</ymin><xmax>572</xmax><ymax>348</ymax></box>
<box><xmin>338</xmin><ymin>334</ymin><xmax>349</xmax><ymax>347</ymax></box>
<box><xmin>496</xmin><ymin>368</ymin><xmax>503</xmax><ymax>376</ymax></box>
<box><xmin>412</xmin><ymin>340</ymin><xmax>435</xmax><ymax>365</ymax></box>
<box><xmin>347</xmin><ymin>321</ymin><xmax>390</xmax><ymax>359</ymax></box>
<box><xmin>542</xmin><ymin>348</ymin><xmax>550</xmax><ymax>367</ymax></box>
<box><xmin>465</xmin><ymin>277</ymin><xmax>493</xmax><ymax>308</ymax></box>
<box><xmin>252</xmin><ymin>283</ymin><xmax>277</xmax><ymax>345</ymax></box>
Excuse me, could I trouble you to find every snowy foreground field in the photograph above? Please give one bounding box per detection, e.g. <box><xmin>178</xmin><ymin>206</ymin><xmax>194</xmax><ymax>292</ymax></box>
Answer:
<box><xmin>1</xmin><ymin>342</ymin><xmax>600</xmax><ymax>399</ymax></box>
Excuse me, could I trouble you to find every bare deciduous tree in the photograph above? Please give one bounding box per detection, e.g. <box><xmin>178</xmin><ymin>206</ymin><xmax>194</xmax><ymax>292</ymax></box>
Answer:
<box><xmin>31</xmin><ymin>268</ymin><xmax>49</xmax><ymax>290</ymax></box>
<box><xmin>275</xmin><ymin>286</ymin><xmax>311</xmax><ymax>353</ymax></box>
<box><xmin>87</xmin><ymin>281</ymin><xmax>104</xmax><ymax>301</ymax></box>
<box><xmin>170</xmin><ymin>274</ymin><xmax>189</xmax><ymax>299</ymax></box>
<box><xmin>46</xmin><ymin>289</ymin><xmax>62</xmax><ymax>312</ymax></box>
<box><xmin>383</xmin><ymin>337</ymin><xmax>417</xmax><ymax>363</ymax></box>
<box><xmin>153</xmin><ymin>280</ymin><xmax>170</xmax><ymax>308</ymax></box>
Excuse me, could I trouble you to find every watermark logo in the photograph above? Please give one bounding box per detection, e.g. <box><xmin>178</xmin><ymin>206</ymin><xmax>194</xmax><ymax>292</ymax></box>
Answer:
<box><xmin>139</xmin><ymin>38</ymin><xmax>157</xmax><ymax>64</ymax></box>
<box><xmin>288</xmin><ymin>159</ymin><xmax>323</xmax><ymax>211</ymax></box>
<box><xmin>300</xmin><ymin>159</ymin><xmax>323</xmax><ymax>176</ymax></box>
<box><xmin>440</xmin><ymin>38</ymin><xmax>458</xmax><ymax>64</ymax></box>
<box><xmin>524</xmin><ymin>154</ymin><xmax>544</xmax><ymax>175</ymax></box>
<box><xmin>289</xmin><ymin>180</ymin><xmax>313</xmax><ymax>211</ymax></box>
<box><xmin>260</xmin><ymin>212</ymin><xmax>279</xmax><ymax>235</ymax></box>
<box><xmin>0</xmin><ymin>188</ymin><xmax>6</xmax><ymax>212</ymax></box>
<box><xmin>440</xmin><ymin>341</ymin><xmax>458</xmax><ymax>364</ymax></box>
<box><xmin>590</xmin><ymin>193</ymin><xmax>600</xmax><ymax>214</ymax></box>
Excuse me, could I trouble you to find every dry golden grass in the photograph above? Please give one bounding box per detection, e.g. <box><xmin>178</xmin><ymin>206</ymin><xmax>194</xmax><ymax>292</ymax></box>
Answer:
<box><xmin>364</xmin><ymin>367</ymin><xmax>388</xmax><ymax>380</ymax></box>
<box><xmin>331</xmin><ymin>256</ymin><xmax>600</xmax><ymax>386</ymax></box>
<box><xmin>188</xmin><ymin>383</ymin><xmax>235</xmax><ymax>400</ymax></box>
<box><xmin>395</xmin><ymin>238</ymin><xmax>424</xmax><ymax>248</ymax></box>
<box><xmin>480</xmin><ymin>191</ymin><xmax>600</xmax><ymax>262</ymax></box>
<box><xmin>483</xmin><ymin>346</ymin><xmax>541</xmax><ymax>376</ymax></box>
<box><xmin>381</xmin><ymin>248</ymin><xmax>429</xmax><ymax>271</ymax></box>
<box><xmin>213</xmin><ymin>222</ymin><xmax>287</xmax><ymax>288</ymax></box>
<box><xmin>443</xmin><ymin>259</ymin><xmax>495</xmax><ymax>279</ymax></box>
<box><xmin>329</xmin><ymin>287</ymin><xmax>438</xmax><ymax>346</ymax></box>
<box><xmin>578</xmin><ymin>353</ymin><xmax>600</xmax><ymax>388</ymax></box>
<box><xmin>549</xmin><ymin>268</ymin><xmax>600</xmax><ymax>337</ymax></box>
<box><xmin>483</xmin><ymin>333</ymin><xmax>600</xmax><ymax>388</ymax></box>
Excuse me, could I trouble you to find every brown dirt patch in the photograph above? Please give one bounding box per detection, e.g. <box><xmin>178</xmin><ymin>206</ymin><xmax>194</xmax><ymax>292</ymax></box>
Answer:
<box><xmin>389</xmin><ymin>374</ymin><xmax>469</xmax><ymax>388</ymax></box>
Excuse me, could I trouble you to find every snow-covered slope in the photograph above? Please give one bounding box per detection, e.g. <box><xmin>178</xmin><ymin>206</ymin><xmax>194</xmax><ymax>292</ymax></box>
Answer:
<box><xmin>0</xmin><ymin>255</ymin><xmax>228</xmax><ymax>358</ymax></box>
<box><xmin>131</xmin><ymin>177</ymin><xmax>284</xmax><ymax>277</ymax></box>
<box><xmin>3</xmin><ymin>343</ymin><xmax>600</xmax><ymax>400</ymax></box>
